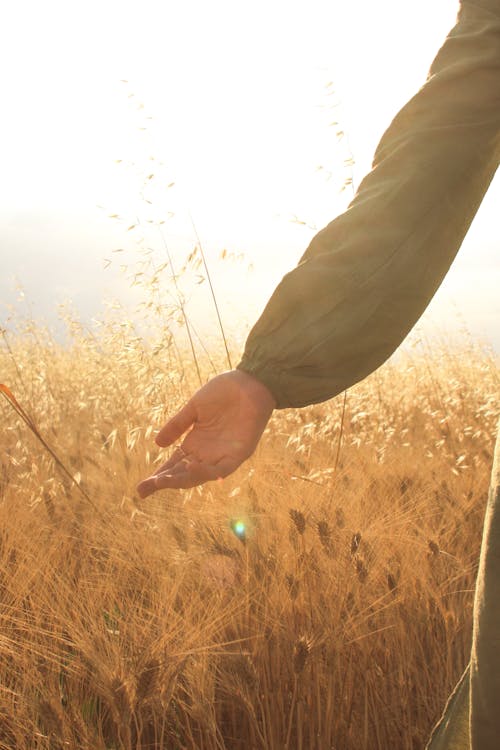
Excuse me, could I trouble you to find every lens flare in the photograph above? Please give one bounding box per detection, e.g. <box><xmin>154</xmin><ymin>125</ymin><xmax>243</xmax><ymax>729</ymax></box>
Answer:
<box><xmin>231</xmin><ymin>519</ymin><xmax>246</xmax><ymax>541</ymax></box>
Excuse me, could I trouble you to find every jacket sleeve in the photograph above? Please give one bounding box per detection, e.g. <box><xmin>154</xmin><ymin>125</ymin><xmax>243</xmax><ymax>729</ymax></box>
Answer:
<box><xmin>237</xmin><ymin>1</ymin><xmax>500</xmax><ymax>408</ymax></box>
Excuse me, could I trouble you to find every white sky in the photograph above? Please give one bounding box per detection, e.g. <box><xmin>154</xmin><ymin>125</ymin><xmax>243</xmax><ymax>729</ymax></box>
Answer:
<box><xmin>1</xmin><ymin>0</ymin><xmax>498</xmax><ymax>352</ymax></box>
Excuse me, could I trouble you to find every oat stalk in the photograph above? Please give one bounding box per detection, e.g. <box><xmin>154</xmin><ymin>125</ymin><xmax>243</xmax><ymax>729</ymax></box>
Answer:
<box><xmin>189</xmin><ymin>212</ymin><xmax>233</xmax><ymax>370</ymax></box>
<box><xmin>0</xmin><ymin>383</ymin><xmax>99</xmax><ymax>514</ymax></box>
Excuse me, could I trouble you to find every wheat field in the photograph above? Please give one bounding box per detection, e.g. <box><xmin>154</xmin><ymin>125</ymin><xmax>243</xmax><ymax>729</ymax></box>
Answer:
<box><xmin>0</xmin><ymin>317</ymin><xmax>498</xmax><ymax>749</ymax></box>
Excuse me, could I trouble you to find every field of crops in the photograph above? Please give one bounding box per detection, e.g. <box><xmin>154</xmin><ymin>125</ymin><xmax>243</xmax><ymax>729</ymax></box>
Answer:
<box><xmin>0</xmin><ymin>320</ymin><xmax>498</xmax><ymax>749</ymax></box>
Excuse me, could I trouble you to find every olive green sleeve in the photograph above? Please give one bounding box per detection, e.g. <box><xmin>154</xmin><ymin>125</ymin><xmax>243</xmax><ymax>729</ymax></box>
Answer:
<box><xmin>237</xmin><ymin>1</ymin><xmax>500</xmax><ymax>409</ymax></box>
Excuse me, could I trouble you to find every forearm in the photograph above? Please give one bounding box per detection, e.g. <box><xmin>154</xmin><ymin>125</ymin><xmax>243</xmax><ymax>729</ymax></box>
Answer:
<box><xmin>238</xmin><ymin>1</ymin><xmax>500</xmax><ymax>408</ymax></box>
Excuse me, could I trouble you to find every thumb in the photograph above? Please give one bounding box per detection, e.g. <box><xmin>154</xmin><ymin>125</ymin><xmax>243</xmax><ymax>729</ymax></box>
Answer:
<box><xmin>155</xmin><ymin>401</ymin><xmax>197</xmax><ymax>447</ymax></box>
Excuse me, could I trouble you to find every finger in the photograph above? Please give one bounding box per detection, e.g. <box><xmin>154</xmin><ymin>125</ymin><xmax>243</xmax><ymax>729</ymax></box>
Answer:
<box><xmin>155</xmin><ymin>402</ymin><xmax>196</xmax><ymax>447</ymax></box>
<box><xmin>136</xmin><ymin>469</ymin><xmax>191</xmax><ymax>497</ymax></box>
<box><xmin>147</xmin><ymin>457</ymin><xmax>238</xmax><ymax>491</ymax></box>
<box><xmin>146</xmin><ymin>471</ymin><xmax>205</xmax><ymax>491</ymax></box>
<box><xmin>153</xmin><ymin>447</ymin><xmax>189</xmax><ymax>475</ymax></box>
<box><xmin>135</xmin><ymin>455</ymin><xmax>198</xmax><ymax>498</ymax></box>
<box><xmin>136</xmin><ymin>476</ymin><xmax>160</xmax><ymax>499</ymax></box>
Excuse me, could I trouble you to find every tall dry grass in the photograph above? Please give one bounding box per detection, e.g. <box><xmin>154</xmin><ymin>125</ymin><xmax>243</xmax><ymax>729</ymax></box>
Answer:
<box><xmin>0</xmin><ymin>317</ymin><xmax>498</xmax><ymax>749</ymax></box>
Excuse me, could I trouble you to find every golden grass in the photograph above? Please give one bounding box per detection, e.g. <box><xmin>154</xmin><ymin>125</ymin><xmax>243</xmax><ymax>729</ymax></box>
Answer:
<box><xmin>0</xmin><ymin>321</ymin><xmax>498</xmax><ymax>749</ymax></box>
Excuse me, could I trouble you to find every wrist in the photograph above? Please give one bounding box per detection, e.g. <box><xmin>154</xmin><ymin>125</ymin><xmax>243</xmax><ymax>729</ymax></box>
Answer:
<box><xmin>232</xmin><ymin>368</ymin><xmax>277</xmax><ymax>412</ymax></box>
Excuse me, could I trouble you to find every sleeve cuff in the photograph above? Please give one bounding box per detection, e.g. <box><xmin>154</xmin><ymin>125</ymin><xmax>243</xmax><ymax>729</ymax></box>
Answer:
<box><xmin>236</xmin><ymin>357</ymin><xmax>292</xmax><ymax>409</ymax></box>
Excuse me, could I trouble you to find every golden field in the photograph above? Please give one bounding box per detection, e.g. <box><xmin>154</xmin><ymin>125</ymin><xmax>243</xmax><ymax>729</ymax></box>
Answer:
<box><xmin>0</xmin><ymin>320</ymin><xmax>498</xmax><ymax>749</ymax></box>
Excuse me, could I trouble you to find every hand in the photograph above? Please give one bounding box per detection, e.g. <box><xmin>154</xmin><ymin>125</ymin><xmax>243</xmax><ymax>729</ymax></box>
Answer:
<box><xmin>136</xmin><ymin>369</ymin><xmax>276</xmax><ymax>497</ymax></box>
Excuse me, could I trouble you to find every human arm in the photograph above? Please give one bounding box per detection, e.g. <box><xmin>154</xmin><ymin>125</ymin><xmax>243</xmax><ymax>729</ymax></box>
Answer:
<box><xmin>138</xmin><ymin>1</ymin><xmax>500</xmax><ymax>495</ymax></box>
<box><xmin>238</xmin><ymin>1</ymin><xmax>500</xmax><ymax>407</ymax></box>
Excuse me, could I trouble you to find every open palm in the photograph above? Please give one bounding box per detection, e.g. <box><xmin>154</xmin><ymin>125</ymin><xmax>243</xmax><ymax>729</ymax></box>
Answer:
<box><xmin>136</xmin><ymin>370</ymin><xmax>275</xmax><ymax>497</ymax></box>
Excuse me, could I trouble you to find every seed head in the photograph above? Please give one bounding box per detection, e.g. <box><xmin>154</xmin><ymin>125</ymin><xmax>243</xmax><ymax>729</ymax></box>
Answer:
<box><xmin>289</xmin><ymin>509</ymin><xmax>306</xmax><ymax>535</ymax></box>
<box><xmin>232</xmin><ymin>653</ymin><xmax>258</xmax><ymax>691</ymax></box>
<box><xmin>317</xmin><ymin>520</ymin><xmax>334</xmax><ymax>556</ymax></box>
<box><xmin>38</xmin><ymin>699</ymin><xmax>64</xmax><ymax>737</ymax></box>
<box><xmin>285</xmin><ymin>573</ymin><xmax>299</xmax><ymax>600</ymax></box>
<box><xmin>293</xmin><ymin>636</ymin><xmax>311</xmax><ymax>674</ymax></box>
<box><xmin>350</xmin><ymin>532</ymin><xmax>362</xmax><ymax>556</ymax></box>
<box><xmin>171</xmin><ymin>525</ymin><xmax>188</xmax><ymax>552</ymax></box>
<box><xmin>428</xmin><ymin>539</ymin><xmax>440</xmax><ymax>556</ymax></box>
<box><xmin>355</xmin><ymin>557</ymin><xmax>368</xmax><ymax>583</ymax></box>
<box><xmin>335</xmin><ymin>507</ymin><xmax>346</xmax><ymax>528</ymax></box>
<box><xmin>317</xmin><ymin>520</ymin><xmax>331</xmax><ymax>543</ymax></box>
<box><xmin>136</xmin><ymin>658</ymin><xmax>160</xmax><ymax>704</ymax></box>
<box><xmin>110</xmin><ymin>675</ymin><xmax>133</xmax><ymax>721</ymax></box>
<box><xmin>387</xmin><ymin>572</ymin><xmax>398</xmax><ymax>593</ymax></box>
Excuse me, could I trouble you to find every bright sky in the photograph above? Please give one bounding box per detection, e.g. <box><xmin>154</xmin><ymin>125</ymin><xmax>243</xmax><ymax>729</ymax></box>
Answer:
<box><xmin>1</xmin><ymin>0</ymin><xmax>498</xmax><ymax>352</ymax></box>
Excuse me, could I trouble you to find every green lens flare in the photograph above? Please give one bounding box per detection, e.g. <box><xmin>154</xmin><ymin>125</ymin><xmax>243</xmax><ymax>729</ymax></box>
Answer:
<box><xmin>231</xmin><ymin>521</ymin><xmax>246</xmax><ymax>540</ymax></box>
<box><xmin>233</xmin><ymin>521</ymin><xmax>245</xmax><ymax>537</ymax></box>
